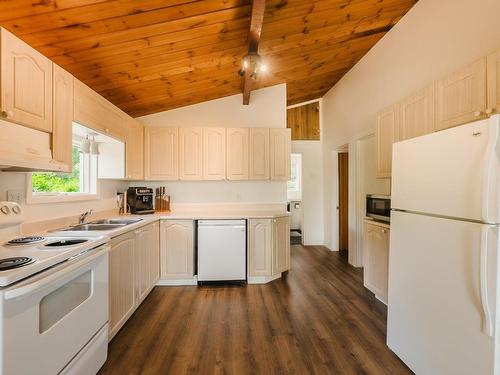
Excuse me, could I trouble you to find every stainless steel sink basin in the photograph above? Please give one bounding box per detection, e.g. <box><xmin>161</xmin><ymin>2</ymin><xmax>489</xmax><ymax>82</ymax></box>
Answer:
<box><xmin>89</xmin><ymin>218</ymin><xmax>143</xmax><ymax>225</ymax></box>
<box><xmin>61</xmin><ymin>223</ymin><xmax>126</xmax><ymax>231</ymax></box>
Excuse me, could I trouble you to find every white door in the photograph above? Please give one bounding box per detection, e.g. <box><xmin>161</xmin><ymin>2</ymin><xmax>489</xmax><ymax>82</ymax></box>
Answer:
<box><xmin>388</xmin><ymin>210</ymin><xmax>498</xmax><ymax>375</ymax></box>
<box><xmin>391</xmin><ymin>116</ymin><xmax>500</xmax><ymax>223</ymax></box>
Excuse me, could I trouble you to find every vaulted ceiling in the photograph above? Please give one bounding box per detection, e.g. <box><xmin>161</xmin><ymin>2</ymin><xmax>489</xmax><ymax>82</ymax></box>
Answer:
<box><xmin>0</xmin><ymin>0</ymin><xmax>417</xmax><ymax>117</ymax></box>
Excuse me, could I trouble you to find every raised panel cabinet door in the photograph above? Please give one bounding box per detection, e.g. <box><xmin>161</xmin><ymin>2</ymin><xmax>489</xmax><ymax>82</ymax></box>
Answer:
<box><xmin>363</xmin><ymin>223</ymin><xmax>389</xmax><ymax>304</ymax></box>
<box><xmin>248</xmin><ymin>219</ymin><xmax>272</xmax><ymax>277</ymax></box>
<box><xmin>150</xmin><ymin>222</ymin><xmax>160</xmax><ymax>285</ymax></box>
<box><xmin>145</xmin><ymin>127</ymin><xmax>178</xmax><ymax>180</ymax></box>
<box><xmin>179</xmin><ymin>128</ymin><xmax>203</xmax><ymax>180</ymax></box>
<box><xmin>203</xmin><ymin>127</ymin><xmax>226</xmax><ymax>180</ymax></box>
<box><xmin>125</xmin><ymin>120</ymin><xmax>144</xmax><ymax>179</ymax></box>
<box><xmin>226</xmin><ymin>128</ymin><xmax>249</xmax><ymax>180</ymax></box>
<box><xmin>109</xmin><ymin>232</ymin><xmax>136</xmax><ymax>340</ymax></box>
<box><xmin>272</xmin><ymin>216</ymin><xmax>291</xmax><ymax>274</ymax></box>
<box><xmin>160</xmin><ymin>220</ymin><xmax>194</xmax><ymax>279</ymax></box>
<box><xmin>487</xmin><ymin>50</ymin><xmax>500</xmax><ymax>116</ymax></box>
<box><xmin>0</xmin><ymin>28</ymin><xmax>53</xmax><ymax>133</ymax></box>
<box><xmin>135</xmin><ymin>226</ymin><xmax>151</xmax><ymax>304</ymax></box>
<box><xmin>249</xmin><ymin>128</ymin><xmax>270</xmax><ymax>180</ymax></box>
<box><xmin>52</xmin><ymin>64</ymin><xmax>73</xmax><ymax>172</ymax></box>
<box><xmin>375</xmin><ymin>105</ymin><xmax>399</xmax><ymax>178</ymax></box>
<box><xmin>436</xmin><ymin>57</ymin><xmax>487</xmax><ymax>131</ymax></box>
<box><xmin>399</xmin><ymin>85</ymin><xmax>435</xmax><ymax>141</ymax></box>
<box><xmin>73</xmin><ymin>79</ymin><xmax>127</xmax><ymax>141</ymax></box>
<box><xmin>270</xmin><ymin>128</ymin><xmax>291</xmax><ymax>181</ymax></box>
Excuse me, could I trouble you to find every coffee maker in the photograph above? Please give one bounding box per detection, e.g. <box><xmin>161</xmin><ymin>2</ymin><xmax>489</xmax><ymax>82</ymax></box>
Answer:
<box><xmin>126</xmin><ymin>187</ymin><xmax>155</xmax><ymax>214</ymax></box>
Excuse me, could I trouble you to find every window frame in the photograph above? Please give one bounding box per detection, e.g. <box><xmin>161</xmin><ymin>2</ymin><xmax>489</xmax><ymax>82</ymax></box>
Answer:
<box><xmin>26</xmin><ymin>144</ymin><xmax>100</xmax><ymax>205</ymax></box>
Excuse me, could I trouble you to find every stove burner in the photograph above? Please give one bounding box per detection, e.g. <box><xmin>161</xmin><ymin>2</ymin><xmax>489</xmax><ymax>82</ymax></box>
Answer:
<box><xmin>7</xmin><ymin>236</ymin><xmax>45</xmax><ymax>246</ymax></box>
<box><xmin>0</xmin><ymin>257</ymin><xmax>34</xmax><ymax>271</ymax></box>
<box><xmin>44</xmin><ymin>239</ymin><xmax>88</xmax><ymax>247</ymax></box>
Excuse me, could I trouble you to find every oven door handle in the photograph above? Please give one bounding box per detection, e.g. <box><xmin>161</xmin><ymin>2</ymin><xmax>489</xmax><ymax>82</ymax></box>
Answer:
<box><xmin>4</xmin><ymin>245</ymin><xmax>109</xmax><ymax>301</ymax></box>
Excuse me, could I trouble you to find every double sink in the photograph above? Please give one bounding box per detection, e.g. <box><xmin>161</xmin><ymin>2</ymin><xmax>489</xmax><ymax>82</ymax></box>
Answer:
<box><xmin>60</xmin><ymin>218</ymin><xmax>143</xmax><ymax>231</ymax></box>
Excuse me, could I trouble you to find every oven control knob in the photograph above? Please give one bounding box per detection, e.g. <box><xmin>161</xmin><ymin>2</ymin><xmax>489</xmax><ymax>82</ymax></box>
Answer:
<box><xmin>1</xmin><ymin>205</ymin><xmax>10</xmax><ymax>215</ymax></box>
<box><xmin>12</xmin><ymin>205</ymin><xmax>21</xmax><ymax>214</ymax></box>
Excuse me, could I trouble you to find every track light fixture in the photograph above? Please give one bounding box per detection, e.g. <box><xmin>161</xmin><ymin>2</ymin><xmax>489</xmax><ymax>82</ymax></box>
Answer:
<box><xmin>238</xmin><ymin>53</ymin><xmax>267</xmax><ymax>80</ymax></box>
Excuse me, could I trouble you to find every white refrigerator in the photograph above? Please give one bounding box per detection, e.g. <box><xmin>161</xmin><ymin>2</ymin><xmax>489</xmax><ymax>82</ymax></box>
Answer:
<box><xmin>388</xmin><ymin>115</ymin><xmax>500</xmax><ymax>374</ymax></box>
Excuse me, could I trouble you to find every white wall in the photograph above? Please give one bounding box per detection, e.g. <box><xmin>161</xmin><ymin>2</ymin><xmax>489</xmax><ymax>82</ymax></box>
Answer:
<box><xmin>135</xmin><ymin>84</ymin><xmax>288</xmax><ymax>206</ymax></box>
<box><xmin>137</xmin><ymin>84</ymin><xmax>286</xmax><ymax>128</ymax></box>
<box><xmin>291</xmin><ymin>141</ymin><xmax>324</xmax><ymax>245</ymax></box>
<box><xmin>322</xmin><ymin>0</ymin><xmax>500</xmax><ymax>262</ymax></box>
<box><xmin>0</xmin><ymin>172</ymin><xmax>121</xmax><ymax>222</ymax></box>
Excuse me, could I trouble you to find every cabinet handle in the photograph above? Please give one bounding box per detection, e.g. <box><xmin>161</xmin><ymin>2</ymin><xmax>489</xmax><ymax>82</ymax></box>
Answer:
<box><xmin>382</xmin><ymin>229</ymin><xmax>387</xmax><ymax>234</ymax></box>
<box><xmin>474</xmin><ymin>111</ymin><xmax>483</xmax><ymax>117</ymax></box>
<box><xmin>486</xmin><ymin>108</ymin><xmax>495</xmax><ymax>115</ymax></box>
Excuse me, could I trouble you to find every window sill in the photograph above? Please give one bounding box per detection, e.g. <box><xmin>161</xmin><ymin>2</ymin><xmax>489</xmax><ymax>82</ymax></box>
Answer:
<box><xmin>26</xmin><ymin>193</ymin><xmax>100</xmax><ymax>205</ymax></box>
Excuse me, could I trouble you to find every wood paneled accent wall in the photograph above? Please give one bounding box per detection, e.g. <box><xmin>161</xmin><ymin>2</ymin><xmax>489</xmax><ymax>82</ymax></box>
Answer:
<box><xmin>287</xmin><ymin>102</ymin><xmax>320</xmax><ymax>140</ymax></box>
<box><xmin>0</xmin><ymin>0</ymin><xmax>417</xmax><ymax>116</ymax></box>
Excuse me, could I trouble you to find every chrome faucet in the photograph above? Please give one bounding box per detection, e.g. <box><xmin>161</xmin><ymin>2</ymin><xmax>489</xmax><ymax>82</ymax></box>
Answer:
<box><xmin>79</xmin><ymin>209</ymin><xmax>94</xmax><ymax>224</ymax></box>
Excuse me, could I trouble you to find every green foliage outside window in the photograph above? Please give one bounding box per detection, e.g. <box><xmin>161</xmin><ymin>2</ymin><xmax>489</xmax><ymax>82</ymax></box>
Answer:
<box><xmin>32</xmin><ymin>146</ymin><xmax>81</xmax><ymax>193</ymax></box>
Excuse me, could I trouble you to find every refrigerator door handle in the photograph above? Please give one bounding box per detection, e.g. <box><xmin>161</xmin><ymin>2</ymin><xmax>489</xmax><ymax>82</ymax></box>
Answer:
<box><xmin>481</xmin><ymin>120</ymin><xmax>499</xmax><ymax>224</ymax></box>
<box><xmin>480</xmin><ymin>225</ymin><xmax>494</xmax><ymax>337</ymax></box>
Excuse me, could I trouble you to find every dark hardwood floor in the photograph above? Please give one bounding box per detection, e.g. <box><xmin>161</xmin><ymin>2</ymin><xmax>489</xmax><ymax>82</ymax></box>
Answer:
<box><xmin>99</xmin><ymin>245</ymin><xmax>411</xmax><ymax>375</ymax></box>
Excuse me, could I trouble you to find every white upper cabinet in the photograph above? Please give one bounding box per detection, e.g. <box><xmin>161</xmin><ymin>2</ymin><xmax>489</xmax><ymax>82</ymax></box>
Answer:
<box><xmin>487</xmin><ymin>49</ymin><xmax>500</xmax><ymax>116</ymax></box>
<box><xmin>0</xmin><ymin>28</ymin><xmax>53</xmax><ymax>133</ymax></box>
<box><xmin>399</xmin><ymin>84</ymin><xmax>435</xmax><ymax>141</ymax></box>
<box><xmin>179</xmin><ymin>128</ymin><xmax>203</xmax><ymax>180</ymax></box>
<box><xmin>74</xmin><ymin>79</ymin><xmax>127</xmax><ymax>141</ymax></box>
<box><xmin>226</xmin><ymin>128</ymin><xmax>249</xmax><ymax>180</ymax></box>
<box><xmin>145</xmin><ymin>127</ymin><xmax>178</xmax><ymax>181</ymax></box>
<box><xmin>270</xmin><ymin>128</ymin><xmax>291</xmax><ymax>181</ymax></box>
<box><xmin>202</xmin><ymin>127</ymin><xmax>226</xmax><ymax>180</ymax></box>
<box><xmin>435</xmin><ymin>57</ymin><xmax>487</xmax><ymax>131</ymax></box>
<box><xmin>249</xmin><ymin>128</ymin><xmax>270</xmax><ymax>180</ymax></box>
<box><xmin>125</xmin><ymin>119</ymin><xmax>144</xmax><ymax>180</ymax></box>
<box><xmin>376</xmin><ymin>105</ymin><xmax>399</xmax><ymax>178</ymax></box>
<box><xmin>52</xmin><ymin>64</ymin><xmax>73</xmax><ymax>172</ymax></box>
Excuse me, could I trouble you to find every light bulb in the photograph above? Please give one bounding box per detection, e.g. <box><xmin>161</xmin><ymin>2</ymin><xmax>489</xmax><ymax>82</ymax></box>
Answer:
<box><xmin>259</xmin><ymin>63</ymin><xmax>267</xmax><ymax>72</ymax></box>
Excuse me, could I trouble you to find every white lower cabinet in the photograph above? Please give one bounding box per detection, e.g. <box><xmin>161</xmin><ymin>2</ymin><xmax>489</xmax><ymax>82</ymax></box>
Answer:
<box><xmin>248</xmin><ymin>216</ymin><xmax>290</xmax><ymax>280</ymax></box>
<box><xmin>108</xmin><ymin>231</ymin><xmax>136</xmax><ymax>340</ymax></box>
<box><xmin>160</xmin><ymin>220</ymin><xmax>195</xmax><ymax>280</ymax></box>
<box><xmin>135</xmin><ymin>222</ymin><xmax>160</xmax><ymax>304</ymax></box>
<box><xmin>108</xmin><ymin>222</ymin><xmax>160</xmax><ymax>340</ymax></box>
<box><xmin>363</xmin><ymin>221</ymin><xmax>389</xmax><ymax>304</ymax></box>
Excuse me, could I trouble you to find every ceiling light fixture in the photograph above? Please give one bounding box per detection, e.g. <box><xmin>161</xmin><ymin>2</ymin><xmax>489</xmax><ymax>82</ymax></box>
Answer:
<box><xmin>238</xmin><ymin>53</ymin><xmax>267</xmax><ymax>80</ymax></box>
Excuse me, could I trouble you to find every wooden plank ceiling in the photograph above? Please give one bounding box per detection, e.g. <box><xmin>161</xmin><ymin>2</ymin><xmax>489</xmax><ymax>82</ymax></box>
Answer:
<box><xmin>0</xmin><ymin>0</ymin><xmax>417</xmax><ymax>117</ymax></box>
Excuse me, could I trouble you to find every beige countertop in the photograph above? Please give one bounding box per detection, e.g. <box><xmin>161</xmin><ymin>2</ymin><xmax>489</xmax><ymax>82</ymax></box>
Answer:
<box><xmin>30</xmin><ymin>210</ymin><xmax>289</xmax><ymax>238</ymax></box>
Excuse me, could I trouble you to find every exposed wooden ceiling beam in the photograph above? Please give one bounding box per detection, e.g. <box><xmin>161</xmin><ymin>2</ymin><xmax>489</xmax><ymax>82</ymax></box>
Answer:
<box><xmin>242</xmin><ymin>0</ymin><xmax>266</xmax><ymax>105</ymax></box>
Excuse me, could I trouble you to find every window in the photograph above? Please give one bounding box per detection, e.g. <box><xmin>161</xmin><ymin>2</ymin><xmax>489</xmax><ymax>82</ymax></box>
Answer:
<box><xmin>287</xmin><ymin>153</ymin><xmax>302</xmax><ymax>201</ymax></box>
<box><xmin>28</xmin><ymin>140</ymin><xmax>99</xmax><ymax>204</ymax></box>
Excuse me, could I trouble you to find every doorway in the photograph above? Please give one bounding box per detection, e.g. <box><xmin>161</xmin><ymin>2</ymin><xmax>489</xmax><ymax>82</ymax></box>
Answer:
<box><xmin>338</xmin><ymin>152</ymin><xmax>349</xmax><ymax>255</ymax></box>
<box><xmin>288</xmin><ymin>153</ymin><xmax>303</xmax><ymax>245</ymax></box>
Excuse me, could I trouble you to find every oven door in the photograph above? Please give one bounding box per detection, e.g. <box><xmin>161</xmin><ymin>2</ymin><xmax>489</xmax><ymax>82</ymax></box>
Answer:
<box><xmin>0</xmin><ymin>245</ymin><xmax>109</xmax><ymax>375</ymax></box>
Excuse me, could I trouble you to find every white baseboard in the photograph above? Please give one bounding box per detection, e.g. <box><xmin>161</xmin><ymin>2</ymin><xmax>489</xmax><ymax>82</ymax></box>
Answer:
<box><xmin>247</xmin><ymin>274</ymin><xmax>281</xmax><ymax>284</ymax></box>
<box><xmin>156</xmin><ymin>277</ymin><xmax>198</xmax><ymax>286</ymax></box>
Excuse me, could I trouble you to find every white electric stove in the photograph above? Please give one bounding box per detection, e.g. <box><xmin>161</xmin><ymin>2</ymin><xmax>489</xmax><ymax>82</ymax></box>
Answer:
<box><xmin>0</xmin><ymin>201</ymin><xmax>110</xmax><ymax>375</ymax></box>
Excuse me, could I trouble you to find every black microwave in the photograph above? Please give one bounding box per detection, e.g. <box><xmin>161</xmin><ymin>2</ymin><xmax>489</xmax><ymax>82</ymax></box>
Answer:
<box><xmin>366</xmin><ymin>195</ymin><xmax>391</xmax><ymax>222</ymax></box>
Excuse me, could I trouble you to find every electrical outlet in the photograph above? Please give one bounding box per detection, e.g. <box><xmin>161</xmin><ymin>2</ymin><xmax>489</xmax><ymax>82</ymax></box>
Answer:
<box><xmin>7</xmin><ymin>190</ymin><xmax>23</xmax><ymax>204</ymax></box>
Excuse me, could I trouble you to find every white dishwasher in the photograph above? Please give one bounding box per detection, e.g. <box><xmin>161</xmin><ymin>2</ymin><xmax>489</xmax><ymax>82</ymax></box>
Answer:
<box><xmin>197</xmin><ymin>220</ymin><xmax>246</xmax><ymax>282</ymax></box>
